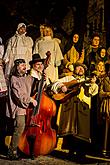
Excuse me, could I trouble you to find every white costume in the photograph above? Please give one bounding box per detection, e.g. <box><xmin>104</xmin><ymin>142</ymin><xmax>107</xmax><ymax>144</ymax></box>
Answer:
<box><xmin>0</xmin><ymin>37</ymin><xmax>4</xmax><ymax>59</ymax></box>
<box><xmin>33</xmin><ymin>36</ymin><xmax>63</xmax><ymax>82</ymax></box>
<box><xmin>3</xmin><ymin>23</ymin><xmax>33</xmax><ymax>76</ymax></box>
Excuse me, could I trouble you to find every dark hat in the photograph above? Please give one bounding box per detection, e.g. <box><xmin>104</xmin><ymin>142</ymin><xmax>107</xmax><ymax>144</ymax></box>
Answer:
<box><xmin>29</xmin><ymin>54</ymin><xmax>45</xmax><ymax>65</ymax></box>
<box><xmin>74</xmin><ymin>62</ymin><xmax>87</xmax><ymax>71</ymax></box>
<box><xmin>14</xmin><ymin>59</ymin><xmax>25</xmax><ymax>66</ymax></box>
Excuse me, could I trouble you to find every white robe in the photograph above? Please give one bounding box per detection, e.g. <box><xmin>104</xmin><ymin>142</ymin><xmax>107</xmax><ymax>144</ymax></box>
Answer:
<box><xmin>4</xmin><ymin>33</ymin><xmax>33</xmax><ymax>76</ymax></box>
<box><xmin>0</xmin><ymin>45</ymin><xmax>4</xmax><ymax>59</ymax></box>
<box><xmin>33</xmin><ymin>36</ymin><xmax>63</xmax><ymax>82</ymax></box>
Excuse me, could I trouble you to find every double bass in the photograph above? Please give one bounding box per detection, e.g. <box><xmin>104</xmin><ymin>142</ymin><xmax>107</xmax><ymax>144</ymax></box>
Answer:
<box><xmin>18</xmin><ymin>51</ymin><xmax>57</xmax><ymax>158</ymax></box>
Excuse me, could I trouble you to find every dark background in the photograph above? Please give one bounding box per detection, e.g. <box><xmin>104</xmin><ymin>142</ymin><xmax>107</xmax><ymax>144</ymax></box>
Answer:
<box><xmin>0</xmin><ymin>0</ymin><xmax>88</xmax><ymax>43</ymax></box>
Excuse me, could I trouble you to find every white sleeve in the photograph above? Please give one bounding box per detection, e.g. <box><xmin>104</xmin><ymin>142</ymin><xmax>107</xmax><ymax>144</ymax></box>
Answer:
<box><xmin>51</xmin><ymin>76</ymin><xmax>76</xmax><ymax>94</ymax></box>
<box><xmin>0</xmin><ymin>45</ymin><xmax>4</xmax><ymax>58</ymax></box>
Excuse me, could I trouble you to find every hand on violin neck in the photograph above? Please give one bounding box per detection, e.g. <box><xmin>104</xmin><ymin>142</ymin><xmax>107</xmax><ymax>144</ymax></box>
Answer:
<box><xmin>57</xmin><ymin>85</ymin><xmax>67</xmax><ymax>93</ymax></box>
<box><xmin>61</xmin><ymin>85</ymin><xmax>67</xmax><ymax>93</ymax></box>
<box><xmin>30</xmin><ymin>97</ymin><xmax>37</xmax><ymax>107</ymax></box>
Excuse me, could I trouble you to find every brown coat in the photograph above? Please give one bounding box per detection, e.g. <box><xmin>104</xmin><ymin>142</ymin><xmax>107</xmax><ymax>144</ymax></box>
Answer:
<box><xmin>57</xmin><ymin>80</ymin><xmax>91</xmax><ymax>142</ymax></box>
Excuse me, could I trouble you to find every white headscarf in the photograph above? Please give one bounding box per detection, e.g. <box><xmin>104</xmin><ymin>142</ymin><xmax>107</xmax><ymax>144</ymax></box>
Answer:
<box><xmin>17</xmin><ymin>23</ymin><xmax>26</xmax><ymax>31</ymax></box>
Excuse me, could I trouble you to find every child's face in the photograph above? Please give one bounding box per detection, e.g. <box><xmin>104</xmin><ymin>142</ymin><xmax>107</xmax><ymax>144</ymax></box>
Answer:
<box><xmin>91</xmin><ymin>75</ymin><xmax>97</xmax><ymax>83</ymax></box>
<box><xmin>100</xmin><ymin>48</ymin><xmax>106</xmax><ymax>58</ymax></box>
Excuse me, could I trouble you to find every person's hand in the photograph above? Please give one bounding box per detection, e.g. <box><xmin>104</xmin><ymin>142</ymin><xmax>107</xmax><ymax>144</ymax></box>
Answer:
<box><xmin>30</xmin><ymin>97</ymin><xmax>37</xmax><ymax>106</ymax></box>
<box><xmin>61</xmin><ymin>85</ymin><xmax>67</xmax><ymax>93</ymax></box>
<box><xmin>68</xmin><ymin>64</ymin><xmax>74</xmax><ymax>71</ymax></box>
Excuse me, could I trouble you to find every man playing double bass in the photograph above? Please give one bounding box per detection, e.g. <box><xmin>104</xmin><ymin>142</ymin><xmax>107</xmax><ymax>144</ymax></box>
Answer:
<box><xmin>6</xmin><ymin>54</ymin><xmax>47</xmax><ymax>160</ymax></box>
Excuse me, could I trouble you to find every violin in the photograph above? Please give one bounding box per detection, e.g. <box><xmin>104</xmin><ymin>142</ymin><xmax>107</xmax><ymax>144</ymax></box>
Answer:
<box><xmin>18</xmin><ymin>51</ymin><xmax>57</xmax><ymax>158</ymax></box>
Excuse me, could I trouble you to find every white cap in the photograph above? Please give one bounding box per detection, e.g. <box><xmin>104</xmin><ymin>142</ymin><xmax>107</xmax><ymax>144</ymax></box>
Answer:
<box><xmin>17</xmin><ymin>23</ymin><xmax>26</xmax><ymax>31</ymax></box>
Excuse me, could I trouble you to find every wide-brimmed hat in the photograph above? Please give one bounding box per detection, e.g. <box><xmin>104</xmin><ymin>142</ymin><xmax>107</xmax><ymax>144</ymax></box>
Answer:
<box><xmin>74</xmin><ymin>62</ymin><xmax>87</xmax><ymax>71</ymax></box>
<box><xmin>29</xmin><ymin>54</ymin><xmax>45</xmax><ymax>65</ymax></box>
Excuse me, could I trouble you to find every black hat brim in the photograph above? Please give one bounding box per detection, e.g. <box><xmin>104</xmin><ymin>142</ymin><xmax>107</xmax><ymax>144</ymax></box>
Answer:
<box><xmin>29</xmin><ymin>59</ymin><xmax>45</xmax><ymax>65</ymax></box>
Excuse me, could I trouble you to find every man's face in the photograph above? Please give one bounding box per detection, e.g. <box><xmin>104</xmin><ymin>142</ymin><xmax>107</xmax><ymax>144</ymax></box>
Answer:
<box><xmin>18</xmin><ymin>26</ymin><xmax>26</xmax><ymax>35</ymax></box>
<box><xmin>75</xmin><ymin>66</ymin><xmax>85</xmax><ymax>76</ymax></box>
<box><xmin>92</xmin><ymin>36</ymin><xmax>100</xmax><ymax>47</ymax></box>
<box><xmin>17</xmin><ymin>63</ymin><xmax>26</xmax><ymax>75</ymax></box>
<box><xmin>97</xmin><ymin>61</ymin><xmax>105</xmax><ymax>73</ymax></box>
<box><xmin>33</xmin><ymin>61</ymin><xmax>44</xmax><ymax>73</ymax></box>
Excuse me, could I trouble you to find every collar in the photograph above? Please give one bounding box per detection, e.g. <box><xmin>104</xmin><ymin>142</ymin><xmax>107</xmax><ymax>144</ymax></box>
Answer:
<box><xmin>74</xmin><ymin>74</ymin><xmax>85</xmax><ymax>80</ymax></box>
<box><xmin>43</xmin><ymin>36</ymin><xmax>52</xmax><ymax>40</ymax></box>
<box><xmin>30</xmin><ymin>68</ymin><xmax>42</xmax><ymax>80</ymax></box>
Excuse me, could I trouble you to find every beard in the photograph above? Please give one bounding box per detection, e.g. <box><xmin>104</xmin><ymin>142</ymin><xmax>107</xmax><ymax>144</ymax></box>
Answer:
<box><xmin>19</xmin><ymin>68</ymin><xmax>26</xmax><ymax>76</ymax></box>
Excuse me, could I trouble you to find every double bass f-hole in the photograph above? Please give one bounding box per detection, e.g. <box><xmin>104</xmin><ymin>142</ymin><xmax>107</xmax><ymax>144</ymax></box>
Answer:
<box><xmin>30</xmin><ymin>116</ymin><xmax>40</xmax><ymax>127</ymax></box>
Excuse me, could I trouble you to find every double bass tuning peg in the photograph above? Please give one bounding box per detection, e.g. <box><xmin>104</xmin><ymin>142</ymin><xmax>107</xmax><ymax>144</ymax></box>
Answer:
<box><xmin>44</xmin><ymin>51</ymin><xmax>51</xmax><ymax>68</ymax></box>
